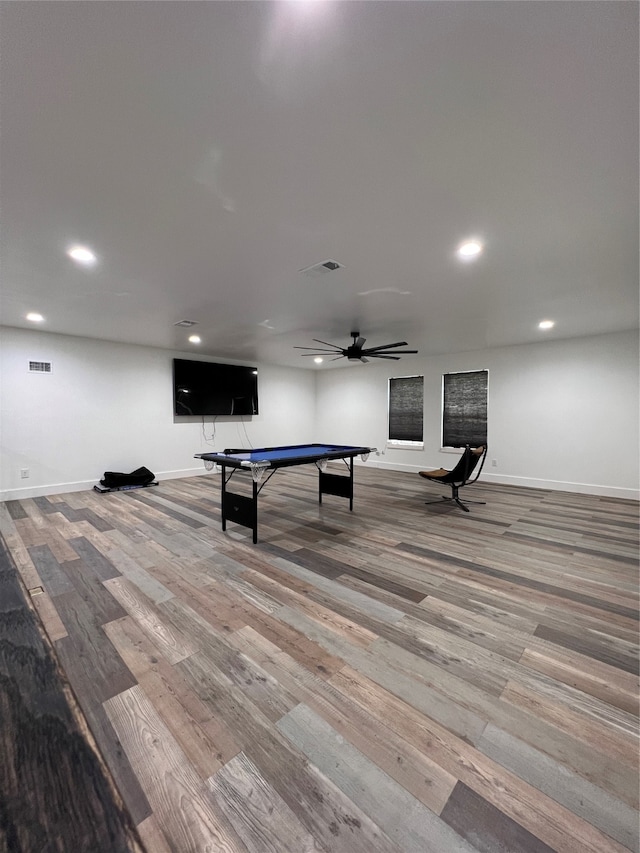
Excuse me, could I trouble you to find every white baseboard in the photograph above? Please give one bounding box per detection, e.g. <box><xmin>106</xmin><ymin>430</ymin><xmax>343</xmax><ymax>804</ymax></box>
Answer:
<box><xmin>0</xmin><ymin>466</ymin><xmax>215</xmax><ymax>502</ymax></box>
<box><xmin>362</xmin><ymin>459</ymin><xmax>640</xmax><ymax>501</ymax></box>
<box><xmin>1</xmin><ymin>462</ymin><xmax>637</xmax><ymax>503</ymax></box>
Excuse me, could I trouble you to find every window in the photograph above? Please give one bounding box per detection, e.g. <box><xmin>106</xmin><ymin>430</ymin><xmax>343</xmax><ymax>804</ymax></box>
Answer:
<box><xmin>442</xmin><ymin>370</ymin><xmax>488</xmax><ymax>447</ymax></box>
<box><xmin>388</xmin><ymin>375</ymin><xmax>424</xmax><ymax>446</ymax></box>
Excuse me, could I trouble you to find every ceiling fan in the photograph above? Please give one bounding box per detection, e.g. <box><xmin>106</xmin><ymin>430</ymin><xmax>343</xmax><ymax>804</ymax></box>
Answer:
<box><xmin>294</xmin><ymin>331</ymin><xmax>418</xmax><ymax>362</ymax></box>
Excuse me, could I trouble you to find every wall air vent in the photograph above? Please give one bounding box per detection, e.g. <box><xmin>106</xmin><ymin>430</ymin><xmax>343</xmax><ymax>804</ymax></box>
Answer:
<box><xmin>299</xmin><ymin>259</ymin><xmax>345</xmax><ymax>278</ymax></box>
<box><xmin>28</xmin><ymin>360</ymin><xmax>52</xmax><ymax>373</ymax></box>
<box><xmin>174</xmin><ymin>320</ymin><xmax>198</xmax><ymax>327</ymax></box>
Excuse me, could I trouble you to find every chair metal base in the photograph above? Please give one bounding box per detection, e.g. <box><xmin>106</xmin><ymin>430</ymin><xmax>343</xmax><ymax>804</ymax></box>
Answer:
<box><xmin>424</xmin><ymin>495</ymin><xmax>486</xmax><ymax>513</ymax></box>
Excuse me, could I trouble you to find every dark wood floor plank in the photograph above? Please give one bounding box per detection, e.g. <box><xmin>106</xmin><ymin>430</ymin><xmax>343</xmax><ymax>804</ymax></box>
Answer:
<box><xmin>5</xmin><ymin>500</ymin><xmax>28</xmax><ymax>520</ymax></box>
<box><xmin>32</xmin><ymin>495</ymin><xmax>59</xmax><ymax>515</ymax></box>
<box><xmin>126</xmin><ymin>490</ymin><xmax>208</xmax><ymax>529</ymax></box>
<box><xmin>67</xmin><ymin>535</ymin><xmax>122</xmax><ymax>581</ymax></box>
<box><xmin>54</xmin><ymin>590</ymin><xmax>137</xmax><ymax>704</ymax></box>
<box><xmin>28</xmin><ymin>543</ymin><xmax>74</xmax><ymax>597</ymax></box>
<box><xmin>440</xmin><ymin>781</ymin><xmax>555</xmax><ymax>853</ymax></box>
<box><xmin>76</xmin><ymin>507</ymin><xmax>117</xmax><ymax>532</ymax></box>
<box><xmin>0</xmin><ymin>535</ymin><xmax>145</xmax><ymax>852</ymax></box>
<box><xmin>59</xmin><ymin>557</ymin><xmax>129</xmax><ymax>625</ymax></box>
<box><xmin>533</xmin><ymin>623</ymin><xmax>639</xmax><ymax>675</ymax></box>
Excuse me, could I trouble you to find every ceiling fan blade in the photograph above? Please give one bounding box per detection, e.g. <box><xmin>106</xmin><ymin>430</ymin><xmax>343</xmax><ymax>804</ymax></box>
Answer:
<box><xmin>330</xmin><ymin>354</ymin><xmax>346</xmax><ymax>361</ymax></box>
<box><xmin>294</xmin><ymin>346</ymin><xmax>343</xmax><ymax>352</ymax></box>
<box><xmin>368</xmin><ymin>354</ymin><xmax>401</xmax><ymax>360</ymax></box>
<box><xmin>355</xmin><ymin>336</ymin><xmax>366</xmax><ymax>348</ymax></box>
<box><xmin>361</xmin><ymin>341</ymin><xmax>408</xmax><ymax>353</ymax></box>
<box><xmin>366</xmin><ymin>349</ymin><xmax>419</xmax><ymax>355</ymax></box>
<box><xmin>360</xmin><ymin>356</ymin><xmax>369</xmax><ymax>363</ymax></box>
<box><xmin>312</xmin><ymin>338</ymin><xmax>343</xmax><ymax>349</ymax></box>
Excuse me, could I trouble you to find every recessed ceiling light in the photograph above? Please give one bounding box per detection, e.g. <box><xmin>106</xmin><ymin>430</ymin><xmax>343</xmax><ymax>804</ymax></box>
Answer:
<box><xmin>188</xmin><ymin>335</ymin><xmax>201</xmax><ymax>344</ymax></box>
<box><xmin>67</xmin><ymin>245</ymin><xmax>98</xmax><ymax>265</ymax></box>
<box><xmin>456</xmin><ymin>239</ymin><xmax>484</xmax><ymax>261</ymax></box>
<box><xmin>314</xmin><ymin>357</ymin><xmax>323</xmax><ymax>364</ymax></box>
<box><xmin>538</xmin><ymin>320</ymin><xmax>555</xmax><ymax>330</ymax></box>
<box><xmin>26</xmin><ymin>312</ymin><xmax>44</xmax><ymax>323</ymax></box>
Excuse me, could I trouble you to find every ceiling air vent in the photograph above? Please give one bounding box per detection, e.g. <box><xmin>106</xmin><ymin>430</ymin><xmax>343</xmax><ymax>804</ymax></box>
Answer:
<box><xmin>28</xmin><ymin>360</ymin><xmax>52</xmax><ymax>373</ymax></box>
<box><xmin>174</xmin><ymin>319</ymin><xmax>198</xmax><ymax>327</ymax></box>
<box><xmin>299</xmin><ymin>259</ymin><xmax>345</xmax><ymax>278</ymax></box>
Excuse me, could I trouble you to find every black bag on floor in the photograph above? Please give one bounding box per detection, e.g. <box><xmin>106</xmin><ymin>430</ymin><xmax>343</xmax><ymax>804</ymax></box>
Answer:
<box><xmin>100</xmin><ymin>466</ymin><xmax>156</xmax><ymax>488</ymax></box>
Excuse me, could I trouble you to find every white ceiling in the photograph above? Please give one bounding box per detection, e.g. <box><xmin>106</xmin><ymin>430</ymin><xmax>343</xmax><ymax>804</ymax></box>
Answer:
<box><xmin>1</xmin><ymin>1</ymin><xmax>638</xmax><ymax>368</ymax></box>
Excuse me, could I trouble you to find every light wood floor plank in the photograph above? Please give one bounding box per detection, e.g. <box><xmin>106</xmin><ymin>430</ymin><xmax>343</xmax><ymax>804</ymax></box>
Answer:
<box><xmin>1</xmin><ymin>468</ymin><xmax>637</xmax><ymax>852</ymax></box>
<box><xmin>229</xmin><ymin>625</ymin><xmax>458</xmax><ymax>815</ymax></box>
<box><xmin>277</xmin><ymin>702</ymin><xmax>478</xmax><ymax>852</ymax></box>
<box><xmin>478</xmin><ymin>723</ymin><xmax>640</xmax><ymax>852</ymax></box>
<box><xmin>329</xmin><ymin>666</ymin><xmax>632</xmax><ymax>853</ymax></box>
<box><xmin>104</xmin><ymin>685</ymin><xmax>244</xmax><ymax>853</ymax></box>
<box><xmin>207</xmin><ymin>751</ymin><xmax>321</xmax><ymax>853</ymax></box>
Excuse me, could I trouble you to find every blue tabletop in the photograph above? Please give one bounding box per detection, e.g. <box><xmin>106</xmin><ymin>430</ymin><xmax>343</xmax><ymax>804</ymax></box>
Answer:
<box><xmin>196</xmin><ymin>443</ymin><xmax>372</xmax><ymax>465</ymax></box>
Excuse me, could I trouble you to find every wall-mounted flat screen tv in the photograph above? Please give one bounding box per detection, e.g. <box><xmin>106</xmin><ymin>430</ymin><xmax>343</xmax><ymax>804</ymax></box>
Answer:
<box><xmin>173</xmin><ymin>359</ymin><xmax>259</xmax><ymax>416</ymax></box>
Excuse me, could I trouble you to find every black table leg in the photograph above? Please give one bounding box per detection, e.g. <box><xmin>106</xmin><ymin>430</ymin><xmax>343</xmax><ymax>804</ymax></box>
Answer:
<box><xmin>220</xmin><ymin>464</ymin><xmax>227</xmax><ymax>532</ymax></box>
<box><xmin>318</xmin><ymin>457</ymin><xmax>355</xmax><ymax>510</ymax></box>
<box><xmin>349</xmin><ymin>455</ymin><xmax>354</xmax><ymax>511</ymax></box>
<box><xmin>252</xmin><ymin>478</ymin><xmax>258</xmax><ymax>544</ymax></box>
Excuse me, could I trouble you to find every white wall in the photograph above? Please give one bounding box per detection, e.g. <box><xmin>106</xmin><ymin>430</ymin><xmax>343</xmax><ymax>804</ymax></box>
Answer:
<box><xmin>2</xmin><ymin>327</ymin><xmax>638</xmax><ymax>501</ymax></box>
<box><xmin>0</xmin><ymin>328</ymin><xmax>317</xmax><ymax>499</ymax></box>
<box><xmin>314</xmin><ymin>330</ymin><xmax>639</xmax><ymax>499</ymax></box>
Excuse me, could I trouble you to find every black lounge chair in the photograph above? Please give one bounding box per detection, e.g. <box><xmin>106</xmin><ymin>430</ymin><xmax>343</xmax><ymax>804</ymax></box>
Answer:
<box><xmin>419</xmin><ymin>445</ymin><xmax>487</xmax><ymax>512</ymax></box>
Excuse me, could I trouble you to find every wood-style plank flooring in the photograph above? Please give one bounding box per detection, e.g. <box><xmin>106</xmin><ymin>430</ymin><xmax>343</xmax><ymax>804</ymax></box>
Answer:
<box><xmin>1</xmin><ymin>465</ymin><xmax>638</xmax><ymax>852</ymax></box>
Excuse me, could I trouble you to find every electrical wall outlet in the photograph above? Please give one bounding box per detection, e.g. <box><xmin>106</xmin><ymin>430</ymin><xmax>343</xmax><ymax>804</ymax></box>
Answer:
<box><xmin>491</xmin><ymin>459</ymin><xmax>497</xmax><ymax>467</ymax></box>
<box><xmin>20</xmin><ymin>468</ymin><xmax>30</xmax><ymax>479</ymax></box>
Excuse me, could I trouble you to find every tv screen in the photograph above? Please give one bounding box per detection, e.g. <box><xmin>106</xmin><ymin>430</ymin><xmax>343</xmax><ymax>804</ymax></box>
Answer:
<box><xmin>173</xmin><ymin>359</ymin><xmax>259</xmax><ymax>416</ymax></box>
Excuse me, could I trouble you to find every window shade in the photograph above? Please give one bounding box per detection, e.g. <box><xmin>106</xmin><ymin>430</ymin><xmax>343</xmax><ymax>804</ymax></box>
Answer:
<box><xmin>442</xmin><ymin>370</ymin><xmax>488</xmax><ymax>447</ymax></box>
<box><xmin>389</xmin><ymin>376</ymin><xmax>424</xmax><ymax>442</ymax></box>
